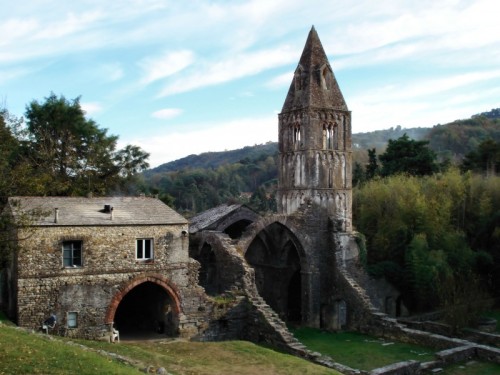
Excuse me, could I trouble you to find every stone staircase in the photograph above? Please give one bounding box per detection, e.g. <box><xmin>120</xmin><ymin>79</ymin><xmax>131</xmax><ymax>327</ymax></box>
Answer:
<box><xmin>247</xmin><ymin>293</ymin><xmax>362</xmax><ymax>374</ymax></box>
<box><xmin>337</xmin><ymin>262</ymin><xmax>409</xmax><ymax>335</ymax></box>
<box><xmin>201</xmin><ymin>231</ymin><xmax>362</xmax><ymax>373</ymax></box>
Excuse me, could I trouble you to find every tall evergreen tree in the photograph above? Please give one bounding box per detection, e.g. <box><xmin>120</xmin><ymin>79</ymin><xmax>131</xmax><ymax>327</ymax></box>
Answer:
<box><xmin>23</xmin><ymin>93</ymin><xmax>149</xmax><ymax>195</ymax></box>
<box><xmin>380</xmin><ymin>134</ymin><xmax>438</xmax><ymax>176</ymax></box>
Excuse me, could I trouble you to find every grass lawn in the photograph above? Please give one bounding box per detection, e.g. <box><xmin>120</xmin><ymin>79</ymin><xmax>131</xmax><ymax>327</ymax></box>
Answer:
<box><xmin>78</xmin><ymin>339</ymin><xmax>340</xmax><ymax>375</ymax></box>
<box><xmin>0</xmin><ymin>325</ymin><xmax>139</xmax><ymax>375</ymax></box>
<box><xmin>291</xmin><ymin>328</ymin><xmax>435</xmax><ymax>371</ymax></box>
<box><xmin>0</xmin><ymin>320</ymin><xmax>340</xmax><ymax>375</ymax></box>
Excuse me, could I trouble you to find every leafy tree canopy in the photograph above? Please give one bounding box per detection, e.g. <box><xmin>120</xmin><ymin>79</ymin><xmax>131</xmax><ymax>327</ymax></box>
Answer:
<box><xmin>461</xmin><ymin>139</ymin><xmax>500</xmax><ymax>176</ymax></box>
<box><xmin>1</xmin><ymin>93</ymin><xmax>150</xmax><ymax>197</ymax></box>
<box><xmin>379</xmin><ymin>134</ymin><xmax>438</xmax><ymax>177</ymax></box>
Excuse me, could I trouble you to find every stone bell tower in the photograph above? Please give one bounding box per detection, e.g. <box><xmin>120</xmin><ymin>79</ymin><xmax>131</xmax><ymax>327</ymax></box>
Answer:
<box><xmin>277</xmin><ymin>26</ymin><xmax>352</xmax><ymax>232</ymax></box>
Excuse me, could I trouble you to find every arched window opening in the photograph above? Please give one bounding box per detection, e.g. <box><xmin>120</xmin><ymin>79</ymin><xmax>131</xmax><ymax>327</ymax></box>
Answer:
<box><xmin>294</xmin><ymin>124</ymin><xmax>301</xmax><ymax>145</ymax></box>
<box><xmin>196</xmin><ymin>243</ymin><xmax>218</xmax><ymax>296</ymax></box>
<box><xmin>320</xmin><ymin>66</ymin><xmax>330</xmax><ymax>90</ymax></box>
<box><xmin>294</xmin><ymin>68</ymin><xmax>302</xmax><ymax>91</ymax></box>
<box><xmin>323</xmin><ymin>123</ymin><xmax>335</xmax><ymax>150</ymax></box>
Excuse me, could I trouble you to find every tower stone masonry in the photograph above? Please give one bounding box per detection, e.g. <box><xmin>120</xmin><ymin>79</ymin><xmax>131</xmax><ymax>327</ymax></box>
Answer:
<box><xmin>278</xmin><ymin>26</ymin><xmax>352</xmax><ymax>232</ymax></box>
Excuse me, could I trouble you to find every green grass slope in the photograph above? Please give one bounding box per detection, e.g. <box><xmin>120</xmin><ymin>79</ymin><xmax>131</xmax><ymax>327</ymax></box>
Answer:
<box><xmin>0</xmin><ymin>320</ymin><xmax>339</xmax><ymax>375</ymax></box>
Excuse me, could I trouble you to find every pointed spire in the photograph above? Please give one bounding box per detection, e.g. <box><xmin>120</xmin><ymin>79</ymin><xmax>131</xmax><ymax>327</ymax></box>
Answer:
<box><xmin>282</xmin><ymin>26</ymin><xmax>348</xmax><ymax>112</ymax></box>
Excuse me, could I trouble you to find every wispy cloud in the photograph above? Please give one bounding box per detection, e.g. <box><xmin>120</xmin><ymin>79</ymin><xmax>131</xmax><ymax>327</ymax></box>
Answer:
<box><xmin>355</xmin><ymin>69</ymin><xmax>500</xmax><ymax>104</ymax></box>
<box><xmin>158</xmin><ymin>46</ymin><xmax>297</xmax><ymax>96</ymax></box>
<box><xmin>266</xmin><ymin>72</ymin><xmax>293</xmax><ymax>89</ymax></box>
<box><xmin>151</xmin><ymin>108</ymin><xmax>183</xmax><ymax>120</ymax></box>
<box><xmin>139</xmin><ymin>50</ymin><xmax>194</xmax><ymax>84</ymax></box>
<box><xmin>81</xmin><ymin>102</ymin><xmax>103</xmax><ymax>115</ymax></box>
<box><xmin>2</xmin><ymin>0</ymin><xmax>499</xmax><ymax>165</ymax></box>
<box><xmin>128</xmin><ymin>115</ymin><xmax>278</xmax><ymax>167</ymax></box>
<box><xmin>101</xmin><ymin>63</ymin><xmax>124</xmax><ymax>82</ymax></box>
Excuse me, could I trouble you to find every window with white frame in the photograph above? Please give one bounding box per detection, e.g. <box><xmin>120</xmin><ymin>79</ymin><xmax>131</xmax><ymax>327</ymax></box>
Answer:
<box><xmin>67</xmin><ymin>312</ymin><xmax>78</xmax><ymax>328</ymax></box>
<box><xmin>136</xmin><ymin>238</ymin><xmax>153</xmax><ymax>260</ymax></box>
<box><xmin>63</xmin><ymin>241</ymin><xmax>82</xmax><ymax>267</ymax></box>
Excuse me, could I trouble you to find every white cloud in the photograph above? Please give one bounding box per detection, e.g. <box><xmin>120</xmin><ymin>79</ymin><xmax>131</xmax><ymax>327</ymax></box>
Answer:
<box><xmin>128</xmin><ymin>115</ymin><xmax>278</xmax><ymax>167</ymax></box>
<box><xmin>158</xmin><ymin>46</ymin><xmax>297</xmax><ymax>96</ymax></box>
<box><xmin>139</xmin><ymin>50</ymin><xmax>194</xmax><ymax>84</ymax></box>
<box><xmin>349</xmin><ymin>69</ymin><xmax>500</xmax><ymax>132</ymax></box>
<box><xmin>81</xmin><ymin>102</ymin><xmax>103</xmax><ymax>115</ymax></box>
<box><xmin>266</xmin><ymin>72</ymin><xmax>293</xmax><ymax>89</ymax></box>
<box><xmin>101</xmin><ymin>63</ymin><xmax>124</xmax><ymax>82</ymax></box>
<box><xmin>151</xmin><ymin>108</ymin><xmax>183</xmax><ymax>120</ymax></box>
<box><xmin>354</xmin><ymin>70</ymin><xmax>500</xmax><ymax>105</ymax></box>
<box><xmin>34</xmin><ymin>11</ymin><xmax>104</xmax><ymax>41</ymax></box>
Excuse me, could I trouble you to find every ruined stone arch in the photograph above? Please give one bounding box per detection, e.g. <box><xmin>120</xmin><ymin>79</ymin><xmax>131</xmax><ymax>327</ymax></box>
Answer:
<box><xmin>238</xmin><ymin>217</ymin><xmax>309</xmax><ymax>323</ymax></box>
<box><xmin>105</xmin><ymin>274</ymin><xmax>182</xmax><ymax>325</ymax></box>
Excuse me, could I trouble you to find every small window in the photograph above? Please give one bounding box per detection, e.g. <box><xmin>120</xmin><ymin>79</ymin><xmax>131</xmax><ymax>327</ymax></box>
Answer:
<box><xmin>63</xmin><ymin>241</ymin><xmax>82</xmax><ymax>267</ymax></box>
<box><xmin>136</xmin><ymin>238</ymin><xmax>153</xmax><ymax>260</ymax></box>
<box><xmin>67</xmin><ymin>312</ymin><xmax>78</xmax><ymax>328</ymax></box>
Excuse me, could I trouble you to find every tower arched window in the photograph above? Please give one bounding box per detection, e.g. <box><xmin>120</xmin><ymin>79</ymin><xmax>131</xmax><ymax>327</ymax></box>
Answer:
<box><xmin>323</xmin><ymin>123</ymin><xmax>334</xmax><ymax>149</ymax></box>
<box><xmin>294</xmin><ymin>67</ymin><xmax>303</xmax><ymax>91</ymax></box>
<box><xmin>294</xmin><ymin>124</ymin><xmax>301</xmax><ymax>145</ymax></box>
<box><xmin>320</xmin><ymin>65</ymin><xmax>330</xmax><ymax>90</ymax></box>
<box><xmin>332</xmin><ymin>123</ymin><xmax>338</xmax><ymax>149</ymax></box>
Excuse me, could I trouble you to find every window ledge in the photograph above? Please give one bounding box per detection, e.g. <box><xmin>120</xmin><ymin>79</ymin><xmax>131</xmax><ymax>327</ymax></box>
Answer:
<box><xmin>136</xmin><ymin>259</ymin><xmax>154</xmax><ymax>264</ymax></box>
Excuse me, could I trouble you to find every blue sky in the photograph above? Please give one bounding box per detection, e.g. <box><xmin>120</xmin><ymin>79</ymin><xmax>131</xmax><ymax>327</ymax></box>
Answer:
<box><xmin>2</xmin><ymin>0</ymin><xmax>499</xmax><ymax>167</ymax></box>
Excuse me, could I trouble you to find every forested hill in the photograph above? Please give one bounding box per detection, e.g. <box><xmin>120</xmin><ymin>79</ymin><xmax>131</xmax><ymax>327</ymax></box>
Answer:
<box><xmin>148</xmin><ymin>127</ymin><xmax>429</xmax><ymax>174</ymax></box>
<box><xmin>146</xmin><ymin>142</ymin><xmax>278</xmax><ymax>175</ymax></box>
<box><xmin>147</xmin><ymin>107</ymin><xmax>500</xmax><ymax>174</ymax></box>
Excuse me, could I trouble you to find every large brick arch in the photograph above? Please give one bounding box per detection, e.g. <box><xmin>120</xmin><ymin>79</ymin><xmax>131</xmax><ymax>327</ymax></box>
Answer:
<box><xmin>105</xmin><ymin>274</ymin><xmax>182</xmax><ymax>324</ymax></box>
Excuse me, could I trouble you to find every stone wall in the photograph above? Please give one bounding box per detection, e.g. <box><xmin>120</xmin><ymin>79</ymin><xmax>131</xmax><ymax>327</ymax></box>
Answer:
<box><xmin>14</xmin><ymin>224</ymin><xmax>209</xmax><ymax>339</ymax></box>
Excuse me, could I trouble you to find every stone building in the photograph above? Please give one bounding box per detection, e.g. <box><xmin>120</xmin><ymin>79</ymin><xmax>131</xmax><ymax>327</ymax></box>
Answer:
<box><xmin>189</xmin><ymin>27</ymin><xmax>395</xmax><ymax>333</ymax></box>
<box><xmin>1</xmin><ymin>196</ymin><xmax>207</xmax><ymax>339</ymax></box>
<box><xmin>1</xmin><ymin>27</ymin><xmax>402</xmax><ymax>346</ymax></box>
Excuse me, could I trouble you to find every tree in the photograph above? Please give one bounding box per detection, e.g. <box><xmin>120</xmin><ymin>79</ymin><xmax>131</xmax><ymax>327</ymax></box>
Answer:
<box><xmin>0</xmin><ymin>111</ymin><xmax>19</xmax><ymax>197</ymax></box>
<box><xmin>0</xmin><ymin>110</ymin><xmax>46</xmax><ymax>198</ymax></box>
<box><xmin>353</xmin><ymin>169</ymin><xmax>496</xmax><ymax>313</ymax></box>
<box><xmin>379</xmin><ymin>134</ymin><xmax>438</xmax><ymax>177</ymax></box>
<box><xmin>461</xmin><ymin>139</ymin><xmax>500</xmax><ymax>176</ymax></box>
<box><xmin>352</xmin><ymin>162</ymin><xmax>365</xmax><ymax>186</ymax></box>
<box><xmin>365</xmin><ymin>148</ymin><xmax>379</xmax><ymax>180</ymax></box>
<box><xmin>23</xmin><ymin>93</ymin><xmax>149</xmax><ymax>195</ymax></box>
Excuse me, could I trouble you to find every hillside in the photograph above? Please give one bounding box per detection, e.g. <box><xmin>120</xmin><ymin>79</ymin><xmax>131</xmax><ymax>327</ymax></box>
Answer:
<box><xmin>142</xmin><ymin>109</ymin><xmax>500</xmax><ymax>214</ymax></box>
<box><xmin>149</xmin><ymin>108</ymin><xmax>499</xmax><ymax>174</ymax></box>
<box><xmin>146</xmin><ymin>142</ymin><xmax>278</xmax><ymax>175</ymax></box>
<box><xmin>0</xmin><ymin>315</ymin><xmax>338</xmax><ymax>375</ymax></box>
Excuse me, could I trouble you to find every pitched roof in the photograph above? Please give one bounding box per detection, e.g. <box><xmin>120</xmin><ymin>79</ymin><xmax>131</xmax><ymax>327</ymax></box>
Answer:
<box><xmin>189</xmin><ymin>204</ymin><xmax>243</xmax><ymax>233</ymax></box>
<box><xmin>281</xmin><ymin>26</ymin><xmax>348</xmax><ymax>112</ymax></box>
<box><xmin>7</xmin><ymin>196</ymin><xmax>187</xmax><ymax>226</ymax></box>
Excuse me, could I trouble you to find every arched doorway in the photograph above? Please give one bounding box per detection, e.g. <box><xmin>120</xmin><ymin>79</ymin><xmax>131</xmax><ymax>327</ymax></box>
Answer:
<box><xmin>113</xmin><ymin>281</ymin><xmax>179</xmax><ymax>339</ymax></box>
<box><xmin>195</xmin><ymin>243</ymin><xmax>218</xmax><ymax>296</ymax></box>
<box><xmin>245</xmin><ymin>222</ymin><xmax>304</xmax><ymax>324</ymax></box>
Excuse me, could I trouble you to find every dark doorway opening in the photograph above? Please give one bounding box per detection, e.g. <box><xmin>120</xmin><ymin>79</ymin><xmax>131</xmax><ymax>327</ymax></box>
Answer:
<box><xmin>114</xmin><ymin>282</ymin><xmax>178</xmax><ymax>340</ymax></box>
<box><xmin>196</xmin><ymin>243</ymin><xmax>219</xmax><ymax>295</ymax></box>
<box><xmin>245</xmin><ymin>223</ymin><xmax>303</xmax><ymax>324</ymax></box>
<box><xmin>287</xmin><ymin>269</ymin><xmax>301</xmax><ymax>323</ymax></box>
